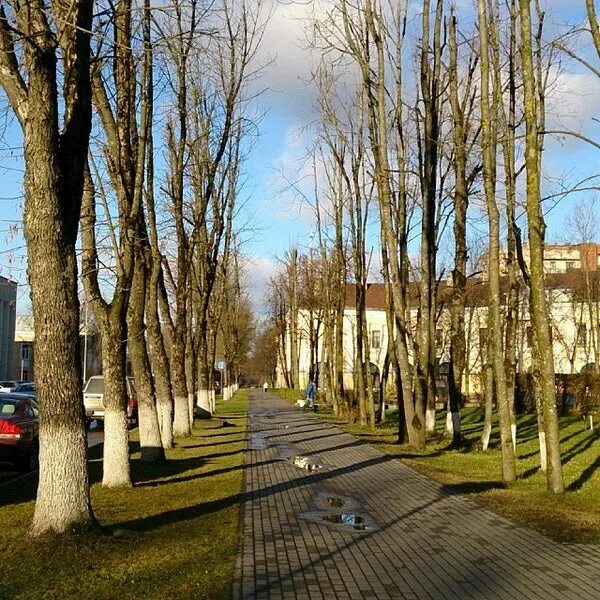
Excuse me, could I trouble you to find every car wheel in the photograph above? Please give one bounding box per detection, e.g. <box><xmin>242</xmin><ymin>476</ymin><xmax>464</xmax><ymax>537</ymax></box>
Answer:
<box><xmin>18</xmin><ymin>439</ymin><xmax>39</xmax><ymax>473</ymax></box>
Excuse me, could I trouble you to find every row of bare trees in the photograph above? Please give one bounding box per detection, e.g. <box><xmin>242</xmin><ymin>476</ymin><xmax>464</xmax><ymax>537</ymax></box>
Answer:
<box><xmin>272</xmin><ymin>0</ymin><xmax>600</xmax><ymax>495</ymax></box>
<box><xmin>0</xmin><ymin>0</ymin><xmax>258</xmax><ymax>534</ymax></box>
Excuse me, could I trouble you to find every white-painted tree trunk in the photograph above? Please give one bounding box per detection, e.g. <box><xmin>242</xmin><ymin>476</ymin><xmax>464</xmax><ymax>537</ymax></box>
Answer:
<box><xmin>173</xmin><ymin>395</ymin><xmax>191</xmax><ymax>436</ymax></box>
<box><xmin>32</xmin><ymin>423</ymin><xmax>93</xmax><ymax>534</ymax></box>
<box><xmin>481</xmin><ymin>421</ymin><xmax>492</xmax><ymax>451</ymax></box>
<box><xmin>188</xmin><ymin>393</ymin><xmax>195</xmax><ymax>429</ymax></box>
<box><xmin>511</xmin><ymin>423</ymin><xmax>517</xmax><ymax>451</ymax></box>
<box><xmin>157</xmin><ymin>398</ymin><xmax>173</xmax><ymax>449</ymax></box>
<box><xmin>445</xmin><ymin>409</ymin><xmax>453</xmax><ymax>436</ymax></box>
<box><xmin>539</xmin><ymin>431</ymin><xmax>547</xmax><ymax>472</ymax></box>
<box><xmin>138</xmin><ymin>399</ymin><xmax>164</xmax><ymax>463</ymax></box>
<box><xmin>197</xmin><ymin>388</ymin><xmax>211</xmax><ymax>414</ymax></box>
<box><xmin>102</xmin><ymin>408</ymin><xmax>131</xmax><ymax>487</ymax></box>
<box><xmin>425</xmin><ymin>408</ymin><xmax>436</xmax><ymax>434</ymax></box>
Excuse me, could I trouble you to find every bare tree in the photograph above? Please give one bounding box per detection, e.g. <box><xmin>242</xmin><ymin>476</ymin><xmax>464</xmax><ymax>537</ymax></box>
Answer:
<box><xmin>83</xmin><ymin>0</ymin><xmax>154</xmax><ymax>484</ymax></box>
<box><xmin>518</xmin><ymin>0</ymin><xmax>564</xmax><ymax>493</ymax></box>
<box><xmin>0</xmin><ymin>0</ymin><xmax>96</xmax><ymax>533</ymax></box>
<box><xmin>478</xmin><ymin>0</ymin><xmax>516</xmax><ymax>482</ymax></box>
<box><xmin>446</xmin><ymin>13</ymin><xmax>480</xmax><ymax>444</ymax></box>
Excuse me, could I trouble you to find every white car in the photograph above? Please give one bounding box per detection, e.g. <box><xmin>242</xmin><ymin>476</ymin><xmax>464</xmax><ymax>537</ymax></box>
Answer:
<box><xmin>83</xmin><ymin>375</ymin><xmax>138</xmax><ymax>427</ymax></box>
<box><xmin>0</xmin><ymin>381</ymin><xmax>19</xmax><ymax>393</ymax></box>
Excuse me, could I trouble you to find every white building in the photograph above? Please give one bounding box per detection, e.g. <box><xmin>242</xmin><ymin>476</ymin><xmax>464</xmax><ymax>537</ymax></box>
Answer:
<box><xmin>280</xmin><ymin>272</ymin><xmax>600</xmax><ymax>400</ymax></box>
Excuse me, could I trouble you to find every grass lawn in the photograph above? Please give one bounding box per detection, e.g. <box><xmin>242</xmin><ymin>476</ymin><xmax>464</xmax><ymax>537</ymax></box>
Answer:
<box><xmin>0</xmin><ymin>391</ymin><xmax>248</xmax><ymax>600</ymax></box>
<box><xmin>273</xmin><ymin>389</ymin><xmax>600</xmax><ymax>545</ymax></box>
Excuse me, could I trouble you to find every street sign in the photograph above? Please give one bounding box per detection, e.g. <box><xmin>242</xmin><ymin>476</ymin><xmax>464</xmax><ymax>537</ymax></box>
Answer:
<box><xmin>217</xmin><ymin>360</ymin><xmax>226</xmax><ymax>370</ymax></box>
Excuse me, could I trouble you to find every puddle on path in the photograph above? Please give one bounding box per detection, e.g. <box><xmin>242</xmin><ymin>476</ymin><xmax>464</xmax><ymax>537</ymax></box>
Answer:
<box><xmin>326</xmin><ymin>496</ymin><xmax>345</xmax><ymax>508</ymax></box>
<box><xmin>249</xmin><ymin>433</ymin><xmax>269</xmax><ymax>450</ymax></box>
<box><xmin>322</xmin><ymin>513</ymin><xmax>371</xmax><ymax>531</ymax></box>
<box><xmin>274</xmin><ymin>443</ymin><xmax>300</xmax><ymax>460</ymax></box>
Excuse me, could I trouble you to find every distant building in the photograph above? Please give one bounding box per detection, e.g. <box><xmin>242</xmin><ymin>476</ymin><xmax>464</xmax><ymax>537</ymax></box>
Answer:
<box><xmin>13</xmin><ymin>312</ymin><xmax>101</xmax><ymax>382</ymax></box>
<box><xmin>482</xmin><ymin>242</ymin><xmax>600</xmax><ymax>279</ymax></box>
<box><xmin>14</xmin><ymin>314</ymin><xmax>34</xmax><ymax>381</ymax></box>
<box><xmin>0</xmin><ymin>277</ymin><xmax>17</xmax><ymax>380</ymax></box>
<box><xmin>279</xmin><ymin>266</ymin><xmax>600</xmax><ymax>401</ymax></box>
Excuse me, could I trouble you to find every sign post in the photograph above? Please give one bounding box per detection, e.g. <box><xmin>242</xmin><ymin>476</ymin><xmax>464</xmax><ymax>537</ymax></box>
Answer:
<box><xmin>217</xmin><ymin>360</ymin><xmax>226</xmax><ymax>399</ymax></box>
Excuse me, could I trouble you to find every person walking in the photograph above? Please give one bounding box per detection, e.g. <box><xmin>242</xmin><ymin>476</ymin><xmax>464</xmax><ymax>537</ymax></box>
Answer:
<box><xmin>263</xmin><ymin>381</ymin><xmax>268</xmax><ymax>393</ymax></box>
<box><xmin>305</xmin><ymin>380</ymin><xmax>316</xmax><ymax>412</ymax></box>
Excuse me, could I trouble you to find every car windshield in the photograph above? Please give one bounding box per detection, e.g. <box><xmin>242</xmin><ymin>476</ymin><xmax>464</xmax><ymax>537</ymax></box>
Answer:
<box><xmin>0</xmin><ymin>399</ymin><xmax>17</xmax><ymax>416</ymax></box>
<box><xmin>85</xmin><ymin>378</ymin><xmax>104</xmax><ymax>394</ymax></box>
<box><xmin>0</xmin><ymin>381</ymin><xmax>15</xmax><ymax>388</ymax></box>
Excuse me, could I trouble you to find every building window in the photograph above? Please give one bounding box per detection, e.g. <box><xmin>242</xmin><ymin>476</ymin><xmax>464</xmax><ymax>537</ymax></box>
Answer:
<box><xmin>548</xmin><ymin>261</ymin><xmax>556</xmax><ymax>272</ymax></box>
<box><xmin>435</xmin><ymin>328</ymin><xmax>444</xmax><ymax>349</ymax></box>
<box><xmin>566</xmin><ymin>261</ymin><xmax>577</xmax><ymax>270</ymax></box>
<box><xmin>577</xmin><ymin>324</ymin><xmax>587</xmax><ymax>348</ymax></box>
<box><xmin>526</xmin><ymin>326</ymin><xmax>533</xmax><ymax>348</ymax></box>
<box><xmin>21</xmin><ymin>344</ymin><xmax>30</xmax><ymax>361</ymax></box>
<box><xmin>371</xmin><ymin>330</ymin><xmax>381</xmax><ymax>350</ymax></box>
<box><xmin>479</xmin><ymin>328</ymin><xmax>488</xmax><ymax>350</ymax></box>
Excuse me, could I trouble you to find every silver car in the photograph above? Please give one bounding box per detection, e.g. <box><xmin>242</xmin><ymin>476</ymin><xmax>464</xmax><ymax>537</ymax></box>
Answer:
<box><xmin>83</xmin><ymin>375</ymin><xmax>137</xmax><ymax>427</ymax></box>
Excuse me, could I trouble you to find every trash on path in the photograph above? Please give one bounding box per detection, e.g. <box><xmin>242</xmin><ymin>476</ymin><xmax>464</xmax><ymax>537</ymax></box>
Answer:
<box><xmin>322</xmin><ymin>513</ymin><xmax>371</xmax><ymax>531</ymax></box>
<box><xmin>326</xmin><ymin>496</ymin><xmax>345</xmax><ymax>508</ymax></box>
<box><xmin>291</xmin><ymin>455</ymin><xmax>322</xmax><ymax>472</ymax></box>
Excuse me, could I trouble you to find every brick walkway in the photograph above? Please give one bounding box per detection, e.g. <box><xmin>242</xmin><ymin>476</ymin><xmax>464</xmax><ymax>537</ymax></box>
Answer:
<box><xmin>234</xmin><ymin>391</ymin><xmax>600</xmax><ymax>599</ymax></box>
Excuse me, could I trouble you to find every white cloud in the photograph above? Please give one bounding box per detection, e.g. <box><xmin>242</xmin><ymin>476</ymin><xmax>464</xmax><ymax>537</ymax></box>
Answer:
<box><xmin>243</xmin><ymin>254</ymin><xmax>281</xmax><ymax>314</ymax></box>
<box><xmin>546</xmin><ymin>68</ymin><xmax>600</xmax><ymax>137</ymax></box>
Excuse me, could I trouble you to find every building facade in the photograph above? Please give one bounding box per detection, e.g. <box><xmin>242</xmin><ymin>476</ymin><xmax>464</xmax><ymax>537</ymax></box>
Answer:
<box><xmin>279</xmin><ymin>244</ymin><xmax>600</xmax><ymax>400</ymax></box>
<box><xmin>0</xmin><ymin>277</ymin><xmax>17</xmax><ymax>380</ymax></box>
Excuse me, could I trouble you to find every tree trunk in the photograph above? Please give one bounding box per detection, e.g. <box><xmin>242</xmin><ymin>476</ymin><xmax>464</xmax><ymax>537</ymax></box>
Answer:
<box><xmin>518</xmin><ymin>0</ymin><xmax>564</xmax><ymax>493</ymax></box>
<box><xmin>99</xmin><ymin>318</ymin><xmax>132</xmax><ymax>486</ymax></box>
<box><xmin>481</xmin><ymin>359</ymin><xmax>494</xmax><ymax>451</ymax></box>
<box><xmin>128</xmin><ymin>254</ymin><xmax>164</xmax><ymax>463</ymax></box>
<box><xmin>171</xmin><ymin>330</ymin><xmax>191</xmax><ymax>436</ymax></box>
<box><xmin>5</xmin><ymin>0</ymin><xmax>98</xmax><ymax>534</ymax></box>
<box><xmin>478</xmin><ymin>0</ymin><xmax>516</xmax><ymax>483</ymax></box>
<box><xmin>290</xmin><ymin>249</ymin><xmax>300</xmax><ymax>389</ymax></box>
<box><xmin>447</xmin><ymin>14</ymin><xmax>470</xmax><ymax>446</ymax></box>
<box><xmin>147</xmin><ymin>286</ymin><xmax>174</xmax><ymax>448</ymax></box>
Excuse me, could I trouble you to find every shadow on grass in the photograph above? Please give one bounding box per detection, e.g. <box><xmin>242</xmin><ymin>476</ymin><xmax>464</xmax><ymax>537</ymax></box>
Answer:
<box><xmin>117</xmin><ymin>493</ymin><xmax>243</xmax><ymax>532</ymax></box>
<box><xmin>443</xmin><ymin>481</ymin><xmax>507</xmax><ymax>495</ymax></box>
<box><xmin>185</xmin><ymin>438</ymin><xmax>247</xmax><ymax>449</ymax></box>
<box><xmin>567</xmin><ymin>452</ymin><xmax>600</xmax><ymax>491</ymax></box>
<box><xmin>121</xmin><ymin>453</ymin><xmax>397</xmax><ymax>533</ymax></box>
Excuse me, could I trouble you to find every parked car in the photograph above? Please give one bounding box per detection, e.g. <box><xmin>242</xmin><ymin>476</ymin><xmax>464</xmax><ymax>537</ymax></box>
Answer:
<box><xmin>83</xmin><ymin>376</ymin><xmax>137</xmax><ymax>428</ymax></box>
<box><xmin>12</xmin><ymin>382</ymin><xmax>36</xmax><ymax>398</ymax></box>
<box><xmin>0</xmin><ymin>381</ymin><xmax>19</xmax><ymax>393</ymax></box>
<box><xmin>0</xmin><ymin>394</ymin><xmax>39</xmax><ymax>472</ymax></box>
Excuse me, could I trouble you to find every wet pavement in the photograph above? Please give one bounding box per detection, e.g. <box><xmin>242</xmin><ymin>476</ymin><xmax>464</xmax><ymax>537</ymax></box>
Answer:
<box><xmin>235</xmin><ymin>390</ymin><xmax>600</xmax><ymax>599</ymax></box>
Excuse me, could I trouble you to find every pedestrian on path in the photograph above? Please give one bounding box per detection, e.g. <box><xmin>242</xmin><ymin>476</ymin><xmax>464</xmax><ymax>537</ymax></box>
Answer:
<box><xmin>263</xmin><ymin>381</ymin><xmax>268</xmax><ymax>393</ymax></box>
<box><xmin>305</xmin><ymin>380</ymin><xmax>316</xmax><ymax>412</ymax></box>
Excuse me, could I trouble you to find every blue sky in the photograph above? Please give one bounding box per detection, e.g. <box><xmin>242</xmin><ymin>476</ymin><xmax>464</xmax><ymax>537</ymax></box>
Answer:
<box><xmin>1</xmin><ymin>0</ymin><xmax>600</xmax><ymax>314</ymax></box>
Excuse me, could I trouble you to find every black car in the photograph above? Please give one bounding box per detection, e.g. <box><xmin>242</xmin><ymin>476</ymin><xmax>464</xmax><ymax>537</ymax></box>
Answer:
<box><xmin>12</xmin><ymin>381</ymin><xmax>36</xmax><ymax>396</ymax></box>
<box><xmin>0</xmin><ymin>394</ymin><xmax>39</xmax><ymax>472</ymax></box>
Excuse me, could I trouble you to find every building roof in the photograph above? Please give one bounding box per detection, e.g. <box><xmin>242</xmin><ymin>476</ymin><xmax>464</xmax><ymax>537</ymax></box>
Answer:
<box><xmin>344</xmin><ymin>271</ymin><xmax>600</xmax><ymax>311</ymax></box>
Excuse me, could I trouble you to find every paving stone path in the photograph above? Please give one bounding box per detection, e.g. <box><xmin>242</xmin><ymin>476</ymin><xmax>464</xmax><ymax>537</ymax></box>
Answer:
<box><xmin>234</xmin><ymin>390</ymin><xmax>600</xmax><ymax>599</ymax></box>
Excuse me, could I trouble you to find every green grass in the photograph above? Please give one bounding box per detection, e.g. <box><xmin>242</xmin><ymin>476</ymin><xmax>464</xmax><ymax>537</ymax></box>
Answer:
<box><xmin>272</xmin><ymin>389</ymin><xmax>600</xmax><ymax>545</ymax></box>
<box><xmin>0</xmin><ymin>391</ymin><xmax>248</xmax><ymax>600</ymax></box>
